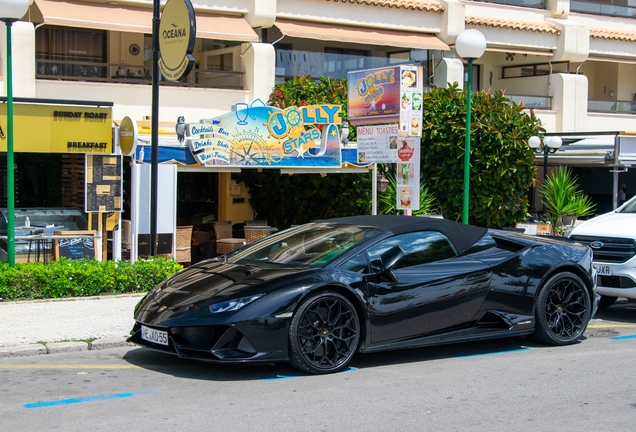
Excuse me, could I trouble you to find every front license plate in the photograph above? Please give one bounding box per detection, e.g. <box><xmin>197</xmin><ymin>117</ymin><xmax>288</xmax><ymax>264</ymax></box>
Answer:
<box><xmin>141</xmin><ymin>325</ymin><xmax>169</xmax><ymax>346</ymax></box>
<box><xmin>594</xmin><ymin>264</ymin><xmax>612</xmax><ymax>276</ymax></box>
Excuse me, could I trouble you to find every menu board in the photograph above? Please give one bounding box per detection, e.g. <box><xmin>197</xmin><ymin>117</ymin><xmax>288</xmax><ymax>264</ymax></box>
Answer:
<box><xmin>356</xmin><ymin>124</ymin><xmax>400</xmax><ymax>163</ymax></box>
<box><xmin>85</xmin><ymin>155</ymin><xmax>122</xmax><ymax>213</ymax></box>
<box><xmin>53</xmin><ymin>230</ymin><xmax>98</xmax><ymax>260</ymax></box>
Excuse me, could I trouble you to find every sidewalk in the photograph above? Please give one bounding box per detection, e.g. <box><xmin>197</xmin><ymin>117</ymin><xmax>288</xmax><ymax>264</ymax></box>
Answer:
<box><xmin>0</xmin><ymin>293</ymin><xmax>144</xmax><ymax>357</ymax></box>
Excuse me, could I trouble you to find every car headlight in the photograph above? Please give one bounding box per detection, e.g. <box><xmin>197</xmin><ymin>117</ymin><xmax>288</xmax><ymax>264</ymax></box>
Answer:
<box><xmin>208</xmin><ymin>294</ymin><xmax>265</xmax><ymax>313</ymax></box>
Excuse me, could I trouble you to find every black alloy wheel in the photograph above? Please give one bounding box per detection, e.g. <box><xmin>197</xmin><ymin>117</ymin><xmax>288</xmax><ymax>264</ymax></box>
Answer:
<box><xmin>532</xmin><ymin>272</ymin><xmax>591</xmax><ymax>345</ymax></box>
<box><xmin>288</xmin><ymin>291</ymin><xmax>360</xmax><ymax>374</ymax></box>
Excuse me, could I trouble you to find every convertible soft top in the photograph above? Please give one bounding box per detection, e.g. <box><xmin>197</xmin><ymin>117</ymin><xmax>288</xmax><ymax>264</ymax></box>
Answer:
<box><xmin>320</xmin><ymin>215</ymin><xmax>488</xmax><ymax>255</ymax></box>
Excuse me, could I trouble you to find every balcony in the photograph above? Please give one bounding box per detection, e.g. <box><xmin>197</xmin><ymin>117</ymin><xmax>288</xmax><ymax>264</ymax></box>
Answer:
<box><xmin>571</xmin><ymin>0</ymin><xmax>636</xmax><ymax>18</ymax></box>
<box><xmin>588</xmin><ymin>99</ymin><xmax>636</xmax><ymax>114</ymax></box>
<box><xmin>469</xmin><ymin>0</ymin><xmax>546</xmax><ymax>9</ymax></box>
<box><xmin>35</xmin><ymin>59</ymin><xmax>244</xmax><ymax>89</ymax></box>
<box><xmin>506</xmin><ymin>94</ymin><xmax>553</xmax><ymax>109</ymax></box>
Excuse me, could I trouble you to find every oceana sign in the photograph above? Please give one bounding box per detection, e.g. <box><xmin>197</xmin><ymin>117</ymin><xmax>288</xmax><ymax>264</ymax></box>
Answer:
<box><xmin>158</xmin><ymin>0</ymin><xmax>196</xmax><ymax>81</ymax></box>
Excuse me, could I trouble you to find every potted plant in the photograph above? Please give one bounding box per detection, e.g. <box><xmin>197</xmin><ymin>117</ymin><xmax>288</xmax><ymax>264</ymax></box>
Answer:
<box><xmin>540</xmin><ymin>166</ymin><xmax>596</xmax><ymax>236</ymax></box>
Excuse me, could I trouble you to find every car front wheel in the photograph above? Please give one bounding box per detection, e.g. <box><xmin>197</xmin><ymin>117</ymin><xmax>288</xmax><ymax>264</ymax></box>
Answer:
<box><xmin>532</xmin><ymin>272</ymin><xmax>591</xmax><ymax>345</ymax></box>
<box><xmin>288</xmin><ymin>290</ymin><xmax>360</xmax><ymax>374</ymax></box>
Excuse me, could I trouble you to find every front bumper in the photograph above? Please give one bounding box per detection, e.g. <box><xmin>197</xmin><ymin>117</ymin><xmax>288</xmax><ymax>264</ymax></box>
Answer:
<box><xmin>127</xmin><ymin>319</ymin><xmax>290</xmax><ymax>364</ymax></box>
<box><xmin>594</xmin><ymin>258</ymin><xmax>636</xmax><ymax>300</ymax></box>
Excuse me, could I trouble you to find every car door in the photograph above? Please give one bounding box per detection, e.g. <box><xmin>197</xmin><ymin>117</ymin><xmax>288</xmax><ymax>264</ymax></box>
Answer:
<box><xmin>365</xmin><ymin>231</ymin><xmax>492</xmax><ymax>344</ymax></box>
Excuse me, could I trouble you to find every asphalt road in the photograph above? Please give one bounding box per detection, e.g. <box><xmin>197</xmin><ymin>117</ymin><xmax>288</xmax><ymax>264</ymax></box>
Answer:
<box><xmin>2</xmin><ymin>302</ymin><xmax>635</xmax><ymax>432</ymax></box>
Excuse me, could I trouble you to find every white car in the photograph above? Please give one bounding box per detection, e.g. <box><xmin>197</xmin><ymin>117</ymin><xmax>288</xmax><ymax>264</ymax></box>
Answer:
<box><xmin>569</xmin><ymin>195</ymin><xmax>636</xmax><ymax>308</ymax></box>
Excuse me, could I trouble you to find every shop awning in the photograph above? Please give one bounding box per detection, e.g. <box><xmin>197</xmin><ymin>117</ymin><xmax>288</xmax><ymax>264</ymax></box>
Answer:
<box><xmin>29</xmin><ymin>0</ymin><xmax>259</xmax><ymax>42</ymax></box>
<box><xmin>274</xmin><ymin>20</ymin><xmax>449</xmax><ymax>51</ymax></box>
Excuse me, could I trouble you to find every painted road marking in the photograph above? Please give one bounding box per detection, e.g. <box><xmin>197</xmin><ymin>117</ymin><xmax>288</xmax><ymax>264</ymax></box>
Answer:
<box><xmin>25</xmin><ymin>391</ymin><xmax>156</xmax><ymax>409</ymax></box>
<box><xmin>261</xmin><ymin>367</ymin><xmax>357</xmax><ymax>380</ymax></box>
<box><xmin>610</xmin><ymin>334</ymin><xmax>636</xmax><ymax>341</ymax></box>
<box><xmin>460</xmin><ymin>347</ymin><xmax>530</xmax><ymax>358</ymax></box>
<box><xmin>588</xmin><ymin>324</ymin><xmax>636</xmax><ymax>328</ymax></box>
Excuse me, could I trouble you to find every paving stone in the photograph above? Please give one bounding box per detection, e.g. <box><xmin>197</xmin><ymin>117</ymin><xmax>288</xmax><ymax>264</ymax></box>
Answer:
<box><xmin>0</xmin><ymin>294</ymin><xmax>143</xmax><ymax>347</ymax></box>
<box><xmin>46</xmin><ymin>341</ymin><xmax>88</xmax><ymax>354</ymax></box>
<box><xmin>0</xmin><ymin>343</ymin><xmax>47</xmax><ymax>358</ymax></box>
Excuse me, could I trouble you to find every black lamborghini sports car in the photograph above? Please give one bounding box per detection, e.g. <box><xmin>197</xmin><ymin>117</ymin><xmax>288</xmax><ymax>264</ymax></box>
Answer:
<box><xmin>128</xmin><ymin>215</ymin><xmax>597</xmax><ymax>374</ymax></box>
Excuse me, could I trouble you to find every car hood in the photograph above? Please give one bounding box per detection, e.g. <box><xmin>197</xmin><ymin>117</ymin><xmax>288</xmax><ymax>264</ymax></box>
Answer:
<box><xmin>570</xmin><ymin>211</ymin><xmax>636</xmax><ymax>238</ymax></box>
<box><xmin>135</xmin><ymin>259</ymin><xmax>307</xmax><ymax>323</ymax></box>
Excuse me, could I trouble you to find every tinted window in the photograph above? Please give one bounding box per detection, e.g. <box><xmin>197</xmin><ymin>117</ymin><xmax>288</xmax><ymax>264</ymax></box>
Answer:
<box><xmin>340</xmin><ymin>252</ymin><xmax>368</xmax><ymax>273</ymax></box>
<box><xmin>367</xmin><ymin>231</ymin><xmax>456</xmax><ymax>270</ymax></box>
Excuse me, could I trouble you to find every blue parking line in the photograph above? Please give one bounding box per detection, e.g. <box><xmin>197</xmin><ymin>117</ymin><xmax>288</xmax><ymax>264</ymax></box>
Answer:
<box><xmin>610</xmin><ymin>334</ymin><xmax>636</xmax><ymax>341</ymax></box>
<box><xmin>261</xmin><ymin>367</ymin><xmax>357</xmax><ymax>380</ymax></box>
<box><xmin>459</xmin><ymin>347</ymin><xmax>530</xmax><ymax>358</ymax></box>
<box><xmin>24</xmin><ymin>391</ymin><xmax>156</xmax><ymax>409</ymax></box>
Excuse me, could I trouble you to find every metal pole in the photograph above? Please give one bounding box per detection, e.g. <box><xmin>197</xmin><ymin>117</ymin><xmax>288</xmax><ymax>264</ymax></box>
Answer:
<box><xmin>150</xmin><ymin>0</ymin><xmax>160</xmax><ymax>256</ymax></box>
<box><xmin>371</xmin><ymin>163</ymin><xmax>378</xmax><ymax>215</ymax></box>
<box><xmin>6</xmin><ymin>22</ymin><xmax>15</xmax><ymax>266</ymax></box>
<box><xmin>462</xmin><ymin>59</ymin><xmax>473</xmax><ymax>225</ymax></box>
<box><xmin>543</xmin><ymin>146</ymin><xmax>549</xmax><ymax>184</ymax></box>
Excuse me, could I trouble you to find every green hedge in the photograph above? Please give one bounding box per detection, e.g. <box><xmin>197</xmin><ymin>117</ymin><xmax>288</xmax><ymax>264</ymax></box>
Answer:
<box><xmin>0</xmin><ymin>257</ymin><xmax>183</xmax><ymax>301</ymax></box>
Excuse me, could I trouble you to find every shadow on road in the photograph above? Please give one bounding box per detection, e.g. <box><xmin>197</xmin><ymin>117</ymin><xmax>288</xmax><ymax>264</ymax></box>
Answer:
<box><xmin>122</xmin><ymin>336</ymin><xmax>538</xmax><ymax>381</ymax></box>
<box><xmin>593</xmin><ymin>298</ymin><xmax>636</xmax><ymax>324</ymax></box>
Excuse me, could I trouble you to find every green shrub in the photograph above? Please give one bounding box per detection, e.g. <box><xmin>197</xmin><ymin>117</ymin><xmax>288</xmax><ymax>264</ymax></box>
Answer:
<box><xmin>0</xmin><ymin>257</ymin><xmax>183</xmax><ymax>301</ymax></box>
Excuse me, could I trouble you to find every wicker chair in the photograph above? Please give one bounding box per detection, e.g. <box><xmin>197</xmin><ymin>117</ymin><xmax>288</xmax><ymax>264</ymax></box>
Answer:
<box><xmin>175</xmin><ymin>225</ymin><xmax>193</xmax><ymax>266</ymax></box>
<box><xmin>213</xmin><ymin>221</ymin><xmax>245</xmax><ymax>255</ymax></box>
<box><xmin>244</xmin><ymin>226</ymin><xmax>272</xmax><ymax>244</ymax></box>
<box><xmin>245</xmin><ymin>220</ymin><xmax>268</xmax><ymax>227</ymax></box>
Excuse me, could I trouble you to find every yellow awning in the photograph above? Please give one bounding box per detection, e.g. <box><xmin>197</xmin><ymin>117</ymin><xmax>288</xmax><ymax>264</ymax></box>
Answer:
<box><xmin>29</xmin><ymin>0</ymin><xmax>259</xmax><ymax>42</ymax></box>
<box><xmin>274</xmin><ymin>19</ymin><xmax>449</xmax><ymax>51</ymax></box>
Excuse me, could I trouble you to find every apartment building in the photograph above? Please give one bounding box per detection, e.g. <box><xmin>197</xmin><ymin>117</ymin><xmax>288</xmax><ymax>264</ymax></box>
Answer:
<box><xmin>1</xmin><ymin>0</ymin><xmax>634</xmax><ymax>224</ymax></box>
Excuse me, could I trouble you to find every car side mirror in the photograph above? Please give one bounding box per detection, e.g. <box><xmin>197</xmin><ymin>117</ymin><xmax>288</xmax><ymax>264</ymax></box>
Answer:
<box><xmin>378</xmin><ymin>245</ymin><xmax>404</xmax><ymax>283</ymax></box>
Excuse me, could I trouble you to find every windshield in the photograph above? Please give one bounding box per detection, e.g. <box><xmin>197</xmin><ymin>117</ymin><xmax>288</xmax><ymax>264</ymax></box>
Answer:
<box><xmin>619</xmin><ymin>195</ymin><xmax>636</xmax><ymax>213</ymax></box>
<box><xmin>228</xmin><ymin>223</ymin><xmax>381</xmax><ymax>267</ymax></box>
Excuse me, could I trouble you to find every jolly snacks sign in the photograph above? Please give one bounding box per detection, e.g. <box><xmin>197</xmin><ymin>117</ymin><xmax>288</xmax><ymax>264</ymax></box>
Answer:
<box><xmin>185</xmin><ymin>100</ymin><xmax>343</xmax><ymax>168</ymax></box>
<box><xmin>347</xmin><ymin>65</ymin><xmax>423</xmax><ymax>138</ymax></box>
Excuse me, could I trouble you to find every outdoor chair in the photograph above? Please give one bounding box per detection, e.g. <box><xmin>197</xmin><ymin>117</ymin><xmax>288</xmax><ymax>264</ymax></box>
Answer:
<box><xmin>244</xmin><ymin>225</ymin><xmax>272</xmax><ymax>244</ymax></box>
<box><xmin>175</xmin><ymin>225</ymin><xmax>193</xmax><ymax>267</ymax></box>
<box><xmin>213</xmin><ymin>221</ymin><xmax>245</xmax><ymax>255</ymax></box>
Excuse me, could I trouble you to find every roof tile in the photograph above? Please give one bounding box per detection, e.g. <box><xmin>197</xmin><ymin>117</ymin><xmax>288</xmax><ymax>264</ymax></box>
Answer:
<box><xmin>590</xmin><ymin>27</ymin><xmax>636</xmax><ymax>42</ymax></box>
<box><xmin>325</xmin><ymin>0</ymin><xmax>444</xmax><ymax>14</ymax></box>
<box><xmin>466</xmin><ymin>16</ymin><xmax>560</xmax><ymax>34</ymax></box>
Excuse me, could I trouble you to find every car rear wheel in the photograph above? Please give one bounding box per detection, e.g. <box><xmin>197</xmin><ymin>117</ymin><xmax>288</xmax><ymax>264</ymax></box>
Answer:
<box><xmin>288</xmin><ymin>291</ymin><xmax>360</xmax><ymax>374</ymax></box>
<box><xmin>598</xmin><ymin>295</ymin><xmax>617</xmax><ymax>309</ymax></box>
<box><xmin>532</xmin><ymin>272</ymin><xmax>591</xmax><ymax>345</ymax></box>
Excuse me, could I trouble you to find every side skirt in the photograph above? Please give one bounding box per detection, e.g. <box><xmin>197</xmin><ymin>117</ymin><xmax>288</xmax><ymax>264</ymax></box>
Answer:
<box><xmin>360</xmin><ymin>327</ymin><xmax>534</xmax><ymax>354</ymax></box>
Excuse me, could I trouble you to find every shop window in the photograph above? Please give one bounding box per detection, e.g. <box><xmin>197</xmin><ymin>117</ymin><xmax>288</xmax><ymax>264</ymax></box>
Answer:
<box><xmin>36</xmin><ymin>26</ymin><xmax>107</xmax><ymax>79</ymax></box>
<box><xmin>324</xmin><ymin>47</ymin><xmax>368</xmax><ymax>79</ymax></box>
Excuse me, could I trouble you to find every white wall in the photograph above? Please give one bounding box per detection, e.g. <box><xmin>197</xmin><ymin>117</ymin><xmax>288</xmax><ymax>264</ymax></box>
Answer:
<box><xmin>35</xmin><ymin>80</ymin><xmax>250</xmax><ymax>123</ymax></box>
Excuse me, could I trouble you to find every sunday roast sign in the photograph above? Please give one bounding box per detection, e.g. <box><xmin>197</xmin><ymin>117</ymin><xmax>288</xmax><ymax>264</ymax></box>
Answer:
<box><xmin>185</xmin><ymin>100</ymin><xmax>343</xmax><ymax>168</ymax></box>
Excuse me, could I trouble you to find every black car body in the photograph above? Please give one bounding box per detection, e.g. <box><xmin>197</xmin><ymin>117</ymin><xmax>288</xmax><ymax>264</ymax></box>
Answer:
<box><xmin>128</xmin><ymin>215</ymin><xmax>597</xmax><ymax>374</ymax></box>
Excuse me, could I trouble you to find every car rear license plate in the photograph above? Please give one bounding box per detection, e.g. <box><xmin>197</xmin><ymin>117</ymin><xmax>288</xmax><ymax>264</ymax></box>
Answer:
<box><xmin>141</xmin><ymin>325</ymin><xmax>169</xmax><ymax>346</ymax></box>
<box><xmin>594</xmin><ymin>264</ymin><xmax>612</xmax><ymax>276</ymax></box>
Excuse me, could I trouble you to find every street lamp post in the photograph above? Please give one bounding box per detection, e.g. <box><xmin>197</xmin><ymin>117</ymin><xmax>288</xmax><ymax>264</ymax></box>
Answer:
<box><xmin>455</xmin><ymin>29</ymin><xmax>486</xmax><ymax>224</ymax></box>
<box><xmin>1</xmin><ymin>0</ymin><xmax>29</xmax><ymax>267</ymax></box>
<box><xmin>528</xmin><ymin>135</ymin><xmax>563</xmax><ymax>184</ymax></box>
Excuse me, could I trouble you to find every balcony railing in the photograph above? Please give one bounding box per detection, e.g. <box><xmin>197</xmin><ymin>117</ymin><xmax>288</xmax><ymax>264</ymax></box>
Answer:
<box><xmin>469</xmin><ymin>0</ymin><xmax>546</xmax><ymax>9</ymax></box>
<box><xmin>35</xmin><ymin>59</ymin><xmax>244</xmax><ymax>89</ymax></box>
<box><xmin>571</xmin><ymin>0</ymin><xmax>636</xmax><ymax>18</ymax></box>
<box><xmin>588</xmin><ymin>99</ymin><xmax>636</xmax><ymax>114</ymax></box>
<box><xmin>506</xmin><ymin>94</ymin><xmax>552</xmax><ymax>109</ymax></box>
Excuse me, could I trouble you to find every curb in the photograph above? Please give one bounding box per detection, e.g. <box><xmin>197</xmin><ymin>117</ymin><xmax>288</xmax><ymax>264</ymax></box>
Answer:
<box><xmin>0</xmin><ymin>337</ymin><xmax>133</xmax><ymax>358</ymax></box>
